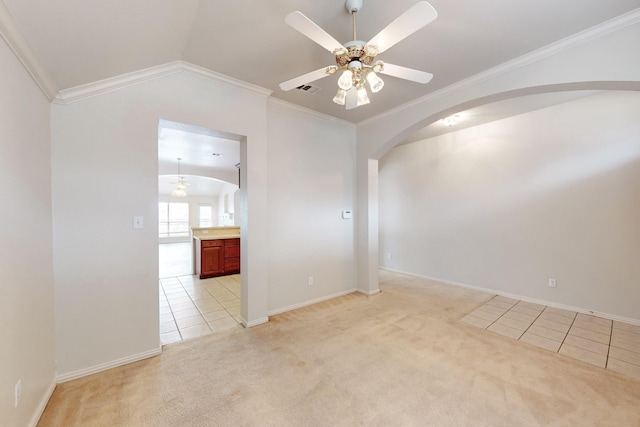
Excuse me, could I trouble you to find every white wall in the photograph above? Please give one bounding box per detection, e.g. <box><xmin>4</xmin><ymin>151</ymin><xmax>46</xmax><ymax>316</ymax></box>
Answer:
<box><xmin>51</xmin><ymin>71</ymin><xmax>270</xmax><ymax>378</ymax></box>
<box><xmin>355</xmin><ymin>15</ymin><xmax>640</xmax><ymax>297</ymax></box>
<box><xmin>0</xmin><ymin>36</ymin><xmax>56</xmax><ymax>427</ymax></box>
<box><xmin>379</xmin><ymin>91</ymin><xmax>640</xmax><ymax>321</ymax></box>
<box><xmin>50</xmin><ymin>69</ymin><xmax>360</xmax><ymax>378</ymax></box>
<box><xmin>266</xmin><ymin>101</ymin><xmax>357</xmax><ymax>312</ymax></box>
<box><xmin>217</xmin><ymin>182</ymin><xmax>238</xmax><ymax>226</ymax></box>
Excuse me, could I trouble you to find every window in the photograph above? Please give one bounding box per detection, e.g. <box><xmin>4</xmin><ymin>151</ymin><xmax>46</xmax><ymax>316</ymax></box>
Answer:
<box><xmin>198</xmin><ymin>204</ymin><xmax>213</xmax><ymax>227</ymax></box>
<box><xmin>159</xmin><ymin>202</ymin><xmax>189</xmax><ymax>238</ymax></box>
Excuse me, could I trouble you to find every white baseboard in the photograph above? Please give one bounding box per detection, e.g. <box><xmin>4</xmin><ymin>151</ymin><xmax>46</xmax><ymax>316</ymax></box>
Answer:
<box><xmin>57</xmin><ymin>347</ymin><xmax>162</xmax><ymax>383</ymax></box>
<box><xmin>380</xmin><ymin>267</ymin><xmax>640</xmax><ymax>326</ymax></box>
<box><xmin>28</xmin><ymin>375</ymin><xmax>57</xmax><ymax>427</ymax></box>
<box><xmin>268</xmin><ymin>288</ymin><xmax>359</xmax><ymax>317</ymax></box>
<box><xmin>242</xmin><ymin>316</ymin><xmax>269</xmax><ymax>328</ymax></box>
<box><xmin>357</xmin><ymin>288</ymin><xmax>381</xmax><ymax>296</ymax></box>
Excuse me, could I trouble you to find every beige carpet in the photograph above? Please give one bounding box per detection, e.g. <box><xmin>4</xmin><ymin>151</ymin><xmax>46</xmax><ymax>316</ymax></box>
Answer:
<box><xmin>38</xmin><ymin>270</ymin><xmax>640</xmax><ymax>426</ymax></box>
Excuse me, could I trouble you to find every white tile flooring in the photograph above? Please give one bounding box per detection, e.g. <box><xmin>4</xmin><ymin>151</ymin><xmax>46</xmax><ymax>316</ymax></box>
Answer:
<box><xmin>462</xmin><ymin>296</ymin><xmax>640</xmax><ymax>380</ymax></box>
<box><xmin>159</xmin><ymin>274</ymin><xmax>243</xmax><ymax>345</ymax></box>
<box><xmin>159</xmin><ymin>242</ymin><xmax>242</xmax><ymax>345</ymax></box>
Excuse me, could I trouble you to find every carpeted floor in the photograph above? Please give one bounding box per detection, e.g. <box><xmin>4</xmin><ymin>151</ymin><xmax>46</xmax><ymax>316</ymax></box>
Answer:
<box><xmin>38</xmin><ymin>270</ymin><xmax>640</xmax><ymax>426</ymax></box>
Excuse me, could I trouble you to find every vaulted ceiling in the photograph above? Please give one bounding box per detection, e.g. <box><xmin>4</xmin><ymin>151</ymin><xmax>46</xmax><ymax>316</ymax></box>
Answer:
<box><xmin>4</xmin><ymin>0</ymin><xmax>639</xmax><ymax>123</ymax></box>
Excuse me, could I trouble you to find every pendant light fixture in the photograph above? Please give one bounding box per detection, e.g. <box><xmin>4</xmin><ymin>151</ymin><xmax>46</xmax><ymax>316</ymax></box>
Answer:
<box><xmin>171</xmin><ymin>158</ymin><xmax>187</xmax><ymax>197</ymax></box>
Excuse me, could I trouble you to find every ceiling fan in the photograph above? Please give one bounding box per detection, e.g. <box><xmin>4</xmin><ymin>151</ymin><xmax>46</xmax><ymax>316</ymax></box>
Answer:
<box><xmin>279</xmin><ymin>0</ymin><xmax>437</xmax><ymax>110</ymax></box>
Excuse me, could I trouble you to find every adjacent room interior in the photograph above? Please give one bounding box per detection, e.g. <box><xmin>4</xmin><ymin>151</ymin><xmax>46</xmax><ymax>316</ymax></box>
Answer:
<box><xmin>157</xmin><ymin>120</ymin><xmax>244</xmax><ymax>344</ymax></box>
<box><xmin>3</xmin><ymin>1</ymin><xmax>639</xmax><ymax>426</ymax></box>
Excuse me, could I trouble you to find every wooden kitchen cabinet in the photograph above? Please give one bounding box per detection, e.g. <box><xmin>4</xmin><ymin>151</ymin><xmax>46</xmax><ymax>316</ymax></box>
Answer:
<box><xmin>195</xmin><ymin>238</ymin><xmax>240</xmax><ymax>279</ymax></box>
<box><xmin>223</xmin><ymin>238</ymin><xmax>240</xmax><ymax>275</ymax></box>
<box><xmin>200</xmin><ymin>240</ymin><xmax>224</xmax><ymax>277</ymax></box>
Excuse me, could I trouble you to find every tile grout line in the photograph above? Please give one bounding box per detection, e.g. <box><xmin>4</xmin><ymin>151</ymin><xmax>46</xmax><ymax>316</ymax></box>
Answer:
<box><xmin>180</xmin><ymin>277</ymin><xmax>219</xmax><ymax>334</ymax></box>
<box><xmin>181</xmin><ymin>277</ymin><xmax>212</xmax><ymax>333</ymax></box>
<box><xmin>605</xmin><ymin>320</ymin><xmax>614</xmax><ymax>369</ymax></box>
<box><xmin>481</xmin><ymin>297</ymin><xmax>517</xmax><ymax>330</ymax></box>
<box><xmin>160</xmin><ymin>279</ymin><xmax>183</xmax><ymax>341</ymax></box>
<box><xmin>515</xmin><ymin>303</ymin><xmax>546</xmax><ymax>341</ymax></box>
<box><xmin>485</xmin><ymin>298</ymin><xmax>545</xmax><ymax>341</ymax></box>
<box><xmin>179</xmin><ymin>275</ymin><xmax>241</xmax><ymax>330</ymax></box>
<box><xmin>556</xmin><ymin>311</ymin><xmax>578</xmax><ymax>354</ymax></box>
<box><xmin>564</xmin><ymin>315</ymin><xmax>615</xmax><ymax>361</ymax></box>
<box><xmin>160</xmin><ymin>273</ymin><xmax>241</xmax><ymax>344</ymax></box>
<box><xmin>468</xmin><ymin>299</ymin><xmax>640</xmax><ymax>379</ymax></box>
<box><xmin>521</xmin><ymin>306</ymin><xmax>573</xmax><ymax>347</ymax></box>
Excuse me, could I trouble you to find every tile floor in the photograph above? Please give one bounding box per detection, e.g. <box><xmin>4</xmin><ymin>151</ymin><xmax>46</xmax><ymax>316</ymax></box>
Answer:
<box><xmin>461</xmin><ymin>296</ymin><xmax>640</xmax><ymax>380</ymax></box>
<box><xmin>159</xmin><ymin>274</ymin><xmax>243</xmax><ymax>345</ymax></box>
<box><xmin>159</xmin><ymin>241</ymin><xmax>192</xmax><ymax>279</ymax></box>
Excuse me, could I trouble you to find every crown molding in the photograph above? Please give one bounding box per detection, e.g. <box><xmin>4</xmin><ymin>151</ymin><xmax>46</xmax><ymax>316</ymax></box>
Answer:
<box><xmin>180</xmin><ymin>61</ymin><xmax>272</xmax><ymax>97</ymax></box>
<box><xmin>361</xmin><ymin>7</ymin><xmax>640</xmax><ymax>126</ymax></box>
<box><xmin>54</xmin><ymin>61</ymin><xmax>272</xmax><ymax>105</ymax></box>
<box><xmin>0</xmin><ymin>1</ymin><xmax>58</xmax><ymax>100</ymax></box>
<box><xmin>54</xmin><ymin>62</ymin><xmax>182</xmax><ymax>104</ymax></box>
<box><xmin>268</xmin><ymin>97</ymin><xmax>356</xmax><ymax>129</ymax></box>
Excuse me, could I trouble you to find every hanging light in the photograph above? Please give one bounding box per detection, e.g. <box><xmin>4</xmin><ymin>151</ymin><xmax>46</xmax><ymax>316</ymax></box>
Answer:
<box><xmin>171</xmin><ymin>187</ymin><xmax>187</xmax><ymax>197</ymax></box>
<box><xmin>337</xmin><ymin>69</ymin><xmax>354</xmax><ymax>90</ymax></box>
<box><xmin>333</xmin><ymin>88</ymin><xmax>347</xmax><ymax>105</ymax></box>
<box><xmin>356</xmin><ymin>85</ymin><xmax>370</xmax><ymax>106</ymax></box>
<box><xmin>331</xmin><ymin>57</ymin><xmax>384</xmax><ymax>108</ymax></box>
<box><xmin>171</xmin><ymin>158</ymin><xmax>187</xmax><ymax>197</ymax></box>
<box><xmin>366</xmin><ymin>71</ymin><xmax>384</xmax><ymax>93</ymax></box>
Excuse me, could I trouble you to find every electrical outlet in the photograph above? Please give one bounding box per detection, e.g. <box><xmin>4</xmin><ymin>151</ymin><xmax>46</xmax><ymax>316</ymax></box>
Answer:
<box><xmin>14</xmin><ymin>380</ymin><xmax>21</xmax><ymax>408</ymax></box>
<box><xmin>549</xmin><ymin>278</ymin><xmax>557</xmax><ymax>288</ymax></box>
<box><xmin>308</xmin><ymin>276</ymin><xmax>314</xmax><ymax>286</ymax></box>
<box><xmin>387</xmin><ymin>253</ymin><xmax>392</xmax><ymax>260</ymax></box>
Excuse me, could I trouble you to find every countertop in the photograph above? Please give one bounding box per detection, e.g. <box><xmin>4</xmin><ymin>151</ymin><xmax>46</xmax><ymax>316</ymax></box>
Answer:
<box><xmin>194</xmin><ymin>234</ymin><xmax>240</xmax><ymax>241</ymax></box>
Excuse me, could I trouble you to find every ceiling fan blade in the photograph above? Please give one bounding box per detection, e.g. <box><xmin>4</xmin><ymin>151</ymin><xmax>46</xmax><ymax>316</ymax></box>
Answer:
<box><xmin>367</xmin><ymin>1</ymin><xmax>437</xmax><ymax>54</ymax></box>
<box><xmin>285</xmin><ymin>11</ymin><xmax>344</xmax><ymax>53</ymax></box>
<box><xmin>279</xmin><ymin>66</ymin><xmax>336</xmax><ymax>91</ymax></box>
<box><xmin>345</xmin><ymin>87</ymin><xmax>358</xmax><ymax>110</ymax></box>
<box><xmin>378</xmin><ymin>63</ymin><xmax>433</xmax><ymax>84</ymax></box>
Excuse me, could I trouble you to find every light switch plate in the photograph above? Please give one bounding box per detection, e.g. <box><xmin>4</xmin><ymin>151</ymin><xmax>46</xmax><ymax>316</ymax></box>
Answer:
<box><xmin>342</xmin><ymin>210</ymin><xmax>352</xmax><ymax>219</ymax></box>
<box><xmin>133</xmin><ymin>216</ymin><xmax>144</xmax><ymax>229</ymax></box>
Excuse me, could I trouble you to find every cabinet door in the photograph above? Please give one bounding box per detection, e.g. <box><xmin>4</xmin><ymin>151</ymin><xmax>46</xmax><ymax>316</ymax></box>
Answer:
<box><xmin>223</xmin><ymin>238</ymin><xmax>240</xmax><ymax>274</ymax></box>
<box><xmin>202</xmin><ymin>245</ymin><xmax>225</xmax><ymax>276</ymax></box>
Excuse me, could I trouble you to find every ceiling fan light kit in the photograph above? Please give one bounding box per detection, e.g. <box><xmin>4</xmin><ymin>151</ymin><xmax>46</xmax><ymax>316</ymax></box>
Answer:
<box><xmin>280</xmin><ymin>1</ymin><xmax>437</xmax><ymax>110</ymax></box>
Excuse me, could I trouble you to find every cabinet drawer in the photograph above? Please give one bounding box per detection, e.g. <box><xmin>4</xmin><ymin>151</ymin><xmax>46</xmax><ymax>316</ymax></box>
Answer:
<box><xmin>201</xmin><ymin>240</ymin><xmax>223</xmax><ymax>248</ymax></box>
<box><xmin>224</xmin><ymin>238</ymin><xmax>240</xmax><ymax>247</ymax></box>
<box><xmin>225</xmin><ymin>245</ymin><xmax>240</xmax><ymax>258</ymax></box>
<box><xmin>224</xmin><ymin>257</ymin><xmax>240</xmax><ymax>271</ymax></box>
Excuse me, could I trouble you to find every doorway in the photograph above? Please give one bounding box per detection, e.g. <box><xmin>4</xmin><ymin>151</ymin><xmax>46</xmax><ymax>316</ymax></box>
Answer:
<box><xmin>157</xmin><ymin>119</ymin><xmax>243</xmax><ymax>345</ymax></box>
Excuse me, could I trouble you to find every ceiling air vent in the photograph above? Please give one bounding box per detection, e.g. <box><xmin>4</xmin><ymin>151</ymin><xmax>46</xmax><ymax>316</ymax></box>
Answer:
<box><xmin>295</xmin><ymin>84</ymin><xmax>321</xmax><ymax>95</ymax></box>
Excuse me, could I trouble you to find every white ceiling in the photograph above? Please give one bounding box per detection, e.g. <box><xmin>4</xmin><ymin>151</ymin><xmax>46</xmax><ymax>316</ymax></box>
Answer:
<box><xmin>158</xmin><ymin>120</ymin><xmax>240</xmax><ymax>197</ymax></box>
<box><xmin>4</xmin><ymin>0</ymin><xmax>639</xmax><ymax>124</ymax></box>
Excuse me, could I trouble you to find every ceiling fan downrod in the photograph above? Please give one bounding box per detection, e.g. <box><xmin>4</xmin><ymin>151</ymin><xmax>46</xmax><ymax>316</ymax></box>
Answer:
<box><xmin>346</xmin><ymin>0</ymin><xmax>363</xmax><ymax>41</ymax></box>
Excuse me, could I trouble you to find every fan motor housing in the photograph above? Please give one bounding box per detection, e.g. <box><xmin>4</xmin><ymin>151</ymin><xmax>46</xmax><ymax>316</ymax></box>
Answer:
<box><xmin>335</xmin><ymin>40</ymin><xmax>377</xmax><ymax>68</ymax></box>
<box><xmin>345</xmin><ymin>0</ymin><xmax>364</xmax><ymax>13</ymax></box>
